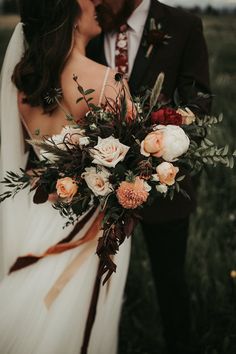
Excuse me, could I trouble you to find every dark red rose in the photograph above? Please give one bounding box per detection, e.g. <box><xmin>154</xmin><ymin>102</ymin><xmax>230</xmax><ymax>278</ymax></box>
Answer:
<box><xmin>151</xmin><ymin>108</ymin><xmax>183</xmax><ymax>125</ymax></box>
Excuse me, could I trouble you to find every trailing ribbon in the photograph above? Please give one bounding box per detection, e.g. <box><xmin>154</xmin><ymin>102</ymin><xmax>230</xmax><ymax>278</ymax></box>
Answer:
<box><xmin>8</xmin><ymin>207</ymin><xmax>106</xmax><ymax>354</ymax></box>
<box><xmin>44</xmin><ymin>214</ymin><xmax>103</xmax><ymax>308</ymax></box>
<box><xmin>9</xmin><ymin>206</ymin><xmax>105</xmax><ymax>308</ymax></box>
<box><xmin>9</xmin><ymin>206</ymin><xmax>98</xmax><ymax>273</ymax></box>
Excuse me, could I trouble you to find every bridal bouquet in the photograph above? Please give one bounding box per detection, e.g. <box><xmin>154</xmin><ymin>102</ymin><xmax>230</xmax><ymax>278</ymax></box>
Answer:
<box><xmin>1</xmin><ymin>73</ymin><xmax>235</xmax><ymax>281</ymax></box>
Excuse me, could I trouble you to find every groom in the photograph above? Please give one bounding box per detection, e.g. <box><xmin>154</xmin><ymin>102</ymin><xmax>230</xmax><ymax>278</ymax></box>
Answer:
<box><xmin>88</xmin><ymin>1</ymin><xmax>211</xmax><ymax>353</ymax></box>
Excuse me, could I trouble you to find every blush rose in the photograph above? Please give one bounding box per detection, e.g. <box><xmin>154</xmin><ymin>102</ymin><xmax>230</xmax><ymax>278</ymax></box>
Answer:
<box><xmin>82</xmin><ymin>166</ymin><xmax>113</xmax><ymax>197</ymax></box>
<box><xmin>91</xmin><ymin>136</ymin><xmax>130</xmax><ymax>168</ymax></box>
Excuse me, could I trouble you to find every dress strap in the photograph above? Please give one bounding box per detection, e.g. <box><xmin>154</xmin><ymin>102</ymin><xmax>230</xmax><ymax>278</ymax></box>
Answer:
<box><xmin>98</xmin><ymin>67</ymin><xmax>110</xmax><ymax>105</ymax></box>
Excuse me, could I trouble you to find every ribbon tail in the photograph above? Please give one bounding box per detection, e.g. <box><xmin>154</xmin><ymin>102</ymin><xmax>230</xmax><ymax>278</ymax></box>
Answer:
<box><xmin>8</xmin><ymin>210</ymin><xmax>104</xmax><ymax>274</ymax></box>
<box><xmin>81</xmin><ymin>260</ymin><xmax>102</xmax><ymax>354</ymax></box>
<box><xmin>44</xmin><ymin>238</ymin><xmax>98</xmax><ymax>309</ymax></box>
<box><xmin>9</xmin><ymin>255</ymin><xmax>42</xmax><ymax>273</ymax></box>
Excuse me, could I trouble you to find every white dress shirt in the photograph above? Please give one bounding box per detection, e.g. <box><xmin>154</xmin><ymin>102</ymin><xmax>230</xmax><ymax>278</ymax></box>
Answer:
<box><xmin>104</xmin><ymin>0</ymin><xmax>151</xmax><ymax>78</ymax></box>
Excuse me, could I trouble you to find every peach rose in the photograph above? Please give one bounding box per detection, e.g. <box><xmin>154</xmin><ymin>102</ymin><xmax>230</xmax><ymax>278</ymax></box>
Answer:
<box><xmin>56</xmin><ymin>177</ymin><xmax>78</xmax><ymax>201</ymax></box>
<box><xmin>116</xmin><ymin>177</ymin><xmax>149</xmax><ymax>209</ymax></box>
<box><xmin>140</xmin><ymin>131</ymin><xmax>164</xmax><ymax>158</ymax></box>
<box><xmin>156</xmin><ymin>162</ymin><xmax>179</xmax><ymax>186</ymax></box>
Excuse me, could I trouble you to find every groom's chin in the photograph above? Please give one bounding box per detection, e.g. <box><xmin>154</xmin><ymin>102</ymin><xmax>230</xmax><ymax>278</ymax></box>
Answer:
<box><xmin>95</xmin><ymin>5</ymin><xmax>116</xmax><ymax>32</ymax></box>
<box><xmin>95</xmin><ymin>0</ymin><xmax>137</xmax><ymax>32</ymax></box>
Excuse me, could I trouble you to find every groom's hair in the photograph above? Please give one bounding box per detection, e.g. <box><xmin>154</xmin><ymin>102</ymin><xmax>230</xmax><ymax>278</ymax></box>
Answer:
<box><xmin>12</xmin><ymin>0</ymin><xmax>80</xmax><ymax>113</ymax></box>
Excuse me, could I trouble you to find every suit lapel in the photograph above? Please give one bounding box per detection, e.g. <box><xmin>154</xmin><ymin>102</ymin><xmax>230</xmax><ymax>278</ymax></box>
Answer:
<box><xmin>128</xmin><ymin>0</ymin><xmax>165</xmax><ymax>94</ymax></box>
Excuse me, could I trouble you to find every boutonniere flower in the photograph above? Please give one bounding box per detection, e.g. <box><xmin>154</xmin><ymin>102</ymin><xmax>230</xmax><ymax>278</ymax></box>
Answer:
<box><xmin>143</xmin><ymin>18</ymin><xmax>171</xmax><ymax>58</ymax></box>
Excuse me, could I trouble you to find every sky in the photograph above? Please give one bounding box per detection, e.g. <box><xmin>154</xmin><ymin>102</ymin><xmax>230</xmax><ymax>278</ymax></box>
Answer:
<box><xmin>161</xmin><ymin>0</ymin><xmax>236</xmax><ymax>8</ymax></box>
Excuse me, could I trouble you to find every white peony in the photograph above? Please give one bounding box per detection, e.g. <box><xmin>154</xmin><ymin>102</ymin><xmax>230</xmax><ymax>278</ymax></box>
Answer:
<box><xmin>91</xmin><ymin>136</ymin><xmax>130</xmax><ymax>168</ymax></box>
<box><xmin>82</xmin><ymin>166</ymin><xmax>113</xmax><ymax>197</ymax></box>
<box><xmin>153</xmin><ymin>125</ymin><xmax>190</xmax><ymax>161</ymax></box>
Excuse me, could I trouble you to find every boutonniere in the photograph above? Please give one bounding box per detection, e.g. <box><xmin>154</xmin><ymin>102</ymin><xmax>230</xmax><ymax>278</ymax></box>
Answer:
<box><xmin>143</xmin><ymin>18</ymin><xmax>171</xmax><ymax>58</ymax></box>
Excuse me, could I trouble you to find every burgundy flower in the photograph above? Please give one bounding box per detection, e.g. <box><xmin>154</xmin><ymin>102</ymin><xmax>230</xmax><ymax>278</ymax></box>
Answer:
<box><xmin>151</xmin><ymin>108</ymin><xmax>183</xmax><ymax>126</ymax></box>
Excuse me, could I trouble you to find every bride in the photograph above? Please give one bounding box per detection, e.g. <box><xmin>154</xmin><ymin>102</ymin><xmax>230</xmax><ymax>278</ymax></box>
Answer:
<box><xmin>0</xmin><ymin>0</ymin><xmax>131</xmax><ymax>353</ymax></box>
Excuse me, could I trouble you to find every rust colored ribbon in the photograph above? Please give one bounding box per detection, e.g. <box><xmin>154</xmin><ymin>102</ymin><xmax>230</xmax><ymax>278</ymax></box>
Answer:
<box><xmin>44</xmin><ymin>214</ymin><xmax>103</xmax><ymax>308</ymax></box>
<box><xmin>9</xmin><ymin>206</ymin><xmax>98</xmax><ymax>273</ymax></box>
<box><xmin>8</xmin><ymin>207</ymin><xmax>108</xmax><ymax>354</ymax></box>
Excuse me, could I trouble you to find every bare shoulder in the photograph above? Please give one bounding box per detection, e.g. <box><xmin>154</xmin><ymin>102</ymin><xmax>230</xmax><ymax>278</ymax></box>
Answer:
<box><xmin>61</xmin><ymin>56</ymin><xmax>115</xmax><ymax>116</ymax></box>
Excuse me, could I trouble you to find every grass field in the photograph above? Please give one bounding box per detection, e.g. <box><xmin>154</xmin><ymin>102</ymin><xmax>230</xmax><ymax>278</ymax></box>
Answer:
<box><xmin>1</xmin><ymin>14</ymin><xmax>236</xmax><ymax>354</ymax></box>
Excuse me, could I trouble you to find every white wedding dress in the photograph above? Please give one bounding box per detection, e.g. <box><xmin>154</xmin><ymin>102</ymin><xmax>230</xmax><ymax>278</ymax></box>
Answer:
<box><xmin>0</xmin><ymin>24</ymin><xmax>131</xmax><ymax>354</ymax></box>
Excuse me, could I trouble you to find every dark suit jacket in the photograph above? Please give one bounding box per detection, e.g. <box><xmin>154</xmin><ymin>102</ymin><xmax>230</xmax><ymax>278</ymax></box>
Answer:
<box><xmin>86</xmin><ymin>0</ymin><xmax>211</xmax><ymax>223</ymax></box>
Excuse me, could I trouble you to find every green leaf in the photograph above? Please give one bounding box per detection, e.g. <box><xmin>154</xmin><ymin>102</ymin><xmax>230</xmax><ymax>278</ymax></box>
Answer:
<box><xmin>77</xmin><ymin>84</ymin><xmax>85</xmax><ymax>95</ymax></box>
<box><xmin>204</xmin><ymin>138</ymin><xmax>214</xmax><ymax>146</ymax></box>
<box><xmin>169</xmin><ymin>188</ymin><xmax>174</xmax><ymax>200</ymax></box>
<box><xmin>76</xmin><ymin>97</ymin><xmax>84</xmax><ymax>104</ymax></box>
<box><xmin>229</xmin><ymin>156</ymin><xmax>234</xmax><ymax>169</ymax></box>
<box><xmin>218</xmin><ymin>113</ymin><xmax>223</xmax><ymax>122</ymax></box>
<box><xmin>219</xmin><ymin>156</ymin><xmax>227</xmax><ymax>164</ymax></box>
<box><xmin>89</xmin><ymin>103</ymin><xmax>100</xmax><ymax>110</ymax></box>
<box><xmin>223</xmin><ymin>145</ymin><xmax>229</xmax><ymax>156</ymax></box>
<box><xmin>84</xmin><ymin>89</ymin><xmax>95</xmax><ymax>95</ymax></box>
<box><xmin>176</xmin><ymin>175</ymin><xmax>185</xmax><ymax>182</ymax></box>
<box><xmin>175</xmin><ymin>182</ymin><xmax>180</xmax><ymax>193</ymax></box>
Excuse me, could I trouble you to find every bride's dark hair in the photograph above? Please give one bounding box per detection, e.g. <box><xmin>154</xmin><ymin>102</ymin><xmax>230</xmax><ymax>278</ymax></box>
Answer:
<box><xmin>12</xmin><ymin>0</ymin><xmax>81</xmax><ymax>113</ymax></box>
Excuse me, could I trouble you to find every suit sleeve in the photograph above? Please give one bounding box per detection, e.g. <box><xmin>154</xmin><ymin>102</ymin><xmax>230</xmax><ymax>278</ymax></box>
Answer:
<box><xmin>176</xmin><ymin>16</ymin><xmax>212</xmax><ymax>115</ymax></box>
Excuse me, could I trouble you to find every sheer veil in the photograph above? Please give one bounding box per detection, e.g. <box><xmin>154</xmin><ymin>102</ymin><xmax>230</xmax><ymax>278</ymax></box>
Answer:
<box><xmin>0</xmin><ymin>23</ymin><xmax>30</xmax><ymax>278</ymax></box>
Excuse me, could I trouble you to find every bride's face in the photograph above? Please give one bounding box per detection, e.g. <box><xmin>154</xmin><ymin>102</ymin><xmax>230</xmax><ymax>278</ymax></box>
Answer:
<box><xmin>76</xmin><ymin>0</ymin><xmax>101</xmax><ymax>40</ymax></box>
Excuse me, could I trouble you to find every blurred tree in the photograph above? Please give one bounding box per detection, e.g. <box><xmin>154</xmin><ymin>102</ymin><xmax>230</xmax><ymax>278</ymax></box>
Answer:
<box><xmin>205</xmin><ymin>5</ymin><xmax>219</xmax><ymax>16</ymax></box>
<box><xmin>189</xmin><ymin>6</ymin><xmax>202</xmax><ymax>15</ymax></box>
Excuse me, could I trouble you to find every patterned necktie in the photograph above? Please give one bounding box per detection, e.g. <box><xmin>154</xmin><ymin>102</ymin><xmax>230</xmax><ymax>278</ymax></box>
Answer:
<box><xmin>115</xmin><ymin>24</ymin><xmax>129</xmax><ymax>78</ymax></box>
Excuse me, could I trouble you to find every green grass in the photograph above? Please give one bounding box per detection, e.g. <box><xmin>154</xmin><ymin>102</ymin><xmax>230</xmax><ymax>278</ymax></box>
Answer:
<box><xmin>1</xmin><ymin>14</ymin><xmax>236</xmax><ymax>354</ymax></box>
